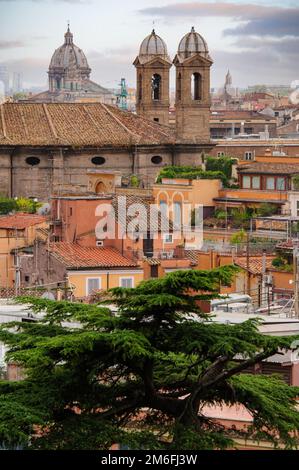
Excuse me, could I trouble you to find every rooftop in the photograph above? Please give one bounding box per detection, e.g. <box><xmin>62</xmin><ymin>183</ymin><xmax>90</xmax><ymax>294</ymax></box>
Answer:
<box><xmin>0</xmin><ymin>102</ymin><xmax>175</xmax><ymax>147</ymax></box>
<box><xmin>238</xmin><ymin>162</ymin><xmax>299</xmax><ymax>175</ymax></box>
<box><xmin>0</xmin><ymin>213</ymin><xmax>47</xmax><ymax>230</ymax></box>
<box><xmin>210</xmin><ymin>110</ymin><xmax>275</xmax><ymax>121</ymax></box>
<box><xmin>49</xmin><ymin>243</ymin><xmax>139</xmax><ymax>269</ymax></box>
<box><xmin>234</xmin><ymin>256</ymin><xmax>275</xmax><ymax>275</ymax></box>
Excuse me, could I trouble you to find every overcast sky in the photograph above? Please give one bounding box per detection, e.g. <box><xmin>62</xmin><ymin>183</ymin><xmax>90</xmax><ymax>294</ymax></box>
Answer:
<box><xmin>0</xmin><ymin>0</ymin><xmax>298</xmax><ymax>89</ymax></box>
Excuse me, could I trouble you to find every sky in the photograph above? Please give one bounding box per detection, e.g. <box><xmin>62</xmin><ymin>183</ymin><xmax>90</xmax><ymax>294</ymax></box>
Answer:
<box><xmin>0</xmin><ymin>0</ymin><xmax>299</xmax><ymax>90</ymax></box>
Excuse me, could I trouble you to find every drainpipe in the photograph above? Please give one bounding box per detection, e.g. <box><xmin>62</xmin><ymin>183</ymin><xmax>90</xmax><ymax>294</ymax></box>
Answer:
<box><xmin>10</xmin><ymin>148</ymin><xmax>16</xmax><ymax>198</ymax></box>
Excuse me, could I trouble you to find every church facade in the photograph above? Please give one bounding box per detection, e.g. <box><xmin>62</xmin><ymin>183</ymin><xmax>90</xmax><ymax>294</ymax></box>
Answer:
<box><xmin>0</xmin><ymin>27</ymin><xmax>214</xmax><ymax>200</ymax></box>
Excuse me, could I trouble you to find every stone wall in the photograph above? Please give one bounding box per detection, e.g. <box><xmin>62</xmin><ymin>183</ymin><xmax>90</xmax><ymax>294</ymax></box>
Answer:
<box><xmin>0</xmin><ymin>144</ymin><xmax>213</xmax><ymax>200</ymax></box>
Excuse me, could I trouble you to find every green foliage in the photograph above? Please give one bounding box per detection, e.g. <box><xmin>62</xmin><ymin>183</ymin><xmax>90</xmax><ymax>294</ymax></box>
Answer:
<box><xmin>0</xmin><ymin>197</ymin><xmax>16</xmax><ymax>215</ymax></box>
<box><xmin>205</xmin><ymin>156</ymin><xmax>236</xmax><ymax>180</ymax></box>
<box><xmin>215</xmin><ymin>209</ymin><xmax>227</xmax><ymax>220</ymax></box>
<box><xmin>230</xmin><ymin>229</ymin><xmax>247</xmax><ymax>245</ymax></box>
<box><xmin>156</xmin><ymin>166</ymin><xmax>228</xmax><ymax>186</ymax></box>
<box><xmin>12</xmin><ymin>92</ymin><xmax>28</xmax><ymax>102</ymax></box>
<box><xmin>257</xmin><ymin>203</ymin><xmax>278</xmax><ymax>218</ymax></box>
<box><xmin>0</xmin><ymin>268</ymin><xmax>298</xmax><ymax>450</ymax></box>
<box><xmin>130</xmin><ymin>175</ymin><xmax>140</xmax><ymax>188</ymax></box>
<box><xmin>0</xmin><ymin>196</ymin><xmax>40</xmax><ymax>215</ymax></box>
<box><xmin>272</xmin><ymin>258</ymin><xmax>293</xmax><ymax>272</ymax></box>
<box><xmin>272</xmin><ymin>257</ymin><xmax>285</xmax><ymax>269</ymax></box>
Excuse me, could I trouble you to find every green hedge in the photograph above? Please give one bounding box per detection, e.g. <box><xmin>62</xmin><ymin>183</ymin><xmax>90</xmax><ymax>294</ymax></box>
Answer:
<box><xmin>0</xmin><ymin>196</ymin><xmax>40</xmax><ymax>215</ymax></box>
<box><xmin>156</xmin><ymin>166</ymin><xmax>228</xmax><ymax>185</ymax></box>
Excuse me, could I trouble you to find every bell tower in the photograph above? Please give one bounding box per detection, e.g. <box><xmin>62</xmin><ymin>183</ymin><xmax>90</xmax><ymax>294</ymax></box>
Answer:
<box><xmin>174</xmin><ymin>27</ymin><xmax>213</xmax><ymax>142</ymax></box>
<box><xmin>134</xmin><ymin>30</ymin><xmax>172</xmax><ymax>126</ymax></box>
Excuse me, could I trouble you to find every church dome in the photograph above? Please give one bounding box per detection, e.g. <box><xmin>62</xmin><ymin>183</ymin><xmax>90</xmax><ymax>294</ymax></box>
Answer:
<box><xmin>139</xmin><ymin>30</ymin><xmax>169</xmax><ymax>59</ymax></box>
<box><xmin>178</xmin><ymin>27</ymin><xmax>209</xmax><ymax>59</ymax></box>
<box><xmin>49</xmin><ymin>26</ymin><xmax>90</xmax><ymax>72</ymax></box>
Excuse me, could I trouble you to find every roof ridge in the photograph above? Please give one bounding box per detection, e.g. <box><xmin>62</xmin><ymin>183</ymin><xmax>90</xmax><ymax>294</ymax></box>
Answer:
<box><xmin>100</xmin><ymin>103</ymin><xmax>139</xmax><ymax>142</ymax></box>
<box><xmin>0</xmin><ymin>104</ymin><xmax>12</xmax><ymax>142</ymax></box>
<box><xmin>43</xmin><ymin>103</ymin><xmax>59</xmax><ymax>140</ymax></box>
<box><xmin>82</xmin><ymin>104</ymin><xmax>112</xmax><ymax>136</ymax></box>
<box><xmin>19</xmin><ymin>106</ymin><xmax>29</xmax><ymax>139</ymax></box>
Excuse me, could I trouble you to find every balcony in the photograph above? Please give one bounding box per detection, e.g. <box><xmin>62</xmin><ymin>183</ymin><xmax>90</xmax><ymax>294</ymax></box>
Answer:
<box><xmin>215</xmin><ymin>188</ymin><xmax>288</xmax><ymax>206</ymax></box>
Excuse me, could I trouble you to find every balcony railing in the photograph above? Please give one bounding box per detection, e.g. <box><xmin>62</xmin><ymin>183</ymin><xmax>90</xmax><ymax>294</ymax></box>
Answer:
<box><xmin>125</xmin><ymin>248</ymin><xmax>186</xmax><ymax>261</ymax></box>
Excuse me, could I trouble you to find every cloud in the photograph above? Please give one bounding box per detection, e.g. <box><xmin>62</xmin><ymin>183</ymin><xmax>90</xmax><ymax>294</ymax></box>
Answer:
<box><xmin>224</xmin><ymin>10</ymin><xmax>299</xmax><ymax>37</ymax></box>
<box><xmin>212</xmin><ymin>46</ymin><xmax>299</xmax><ymax>87</ymax></box>
<box><xmin>0</xmin><ymin>40</ymin><xmax>26</xmax><ymax>49</ymax></box>
<box><xmin>232</xmin><ymin>36</ymin><xmax>299</xmax><ymax>55</ymax></box>
<box><xmin>140</xmin><ymin>2</ymin><xmax>299</xmax><ymax>37</ymax></box>
<box><xmin>0</xmin><ymin>36</ymin><xmax>47</xmax><ymax>50</ymax></box>
<box><xmin>140</xmin><ymin>2</ymin><xmax>283</xmax><ymax>20</ymax></box>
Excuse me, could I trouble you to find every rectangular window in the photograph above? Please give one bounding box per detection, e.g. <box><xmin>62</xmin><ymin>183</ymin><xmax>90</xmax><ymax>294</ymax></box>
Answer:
<box><xmin>242</xmin><ymin>176</ymin><xmax>251</xmax><ymax>189</ymax></box>
<box><xmin>120</xmin><ymin>278</ymin><xmax>134</xmax><ymax>288</ymax></box>
<box><xmin>86</xmin><ymin>278</ymin><xmax>101</xmax><ymax>296</ymax></box>
<box><xmin>163</xmin><ymin>233</ymin><xmax>173</xmax><ymax>243</ymax></box>
<box><xmin>173</xmin><ymin>202</ymin><xmax>182</xmax><ymax>230</ymax></box>
<box><xmin>252</xmin><ymin>176</ymin><xmax>260</xmax><ymax>189</ymax></box>
<box><xmin>244</xmin><ymin>152</ymin><xmax>253</xmax><ymax>161</ymax></box>
<box><xmin>276</xmin><ymin>177</ymin><xmax>286</xmax><ymax>191</ymax></box>
<box><xmin>266</xmin><ymin>177</ymin><xmax>275</xmax><ymax>190</ymax></box>
<box><xmin>297</xmin><ymin>201</ymin><xmax>299</xmax><ymax>217</ymax></box>
<box><xmin>159</xmin><ymin>201</ymin><xmax>168</xmax><ymax>216</ymax></box>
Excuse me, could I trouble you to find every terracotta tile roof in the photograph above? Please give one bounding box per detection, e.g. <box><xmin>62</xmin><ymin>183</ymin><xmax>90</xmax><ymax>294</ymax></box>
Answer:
<box><xmin>210</xmin><ymin>110</ymin><xmax>274</xmax><ymax>121</ymax></box>
<box><xmin>238</xmin><ymin>162</ymin><xmax>299</xmax><ymax>175</ymax></box>
<box><xmin>0</xmin><ymin>213</ymin><xmax>46</xmax><ymax>230</ymax></box>
<box><xmin>276</xmin><ymin>240</ymin><xmax>295</xmax><ymax>251</ymax></box>
<box><xmin>0</xmin><ymin>102</ymin><xmax>175</xmax><ymax>147</ymax></box>
<box><xmin>49</xmin><ymin>242</ymin><xmax>138</xmax><ymax>269</ymax></box>
<box><xmin>234</xmin><ymin>256</ymin><xmax>275</xmax><ymax>275</ymax></box>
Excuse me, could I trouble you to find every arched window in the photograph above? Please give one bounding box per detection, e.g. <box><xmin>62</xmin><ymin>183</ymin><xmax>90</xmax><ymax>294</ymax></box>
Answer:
<box><xmin>191</xmin><ymin>73</ymin><xmax>202</xmax><ymax>101</ymax></box>
<box><xmin>152</xmin><ymin>74</ymin><xmax>161</xmax><ymax>101</ymax></box>
<box><xmin>138</xmin><ymin>74</ymin><xmax>142</xmax><ymax>101</ymax></box>
<box><xmin>56</xmin><ymin>78</ymin><xmax>61</xmax><ymax>90</ymax></box>
<box><xmin>159</xmin><ymin>200</ymin><xmax>168</xmax><ymax>217</ymax></box>
<box><xmin>177</xmin><ymin>73</ymin><xmax>182</xmax><ymax>101</ymax></box>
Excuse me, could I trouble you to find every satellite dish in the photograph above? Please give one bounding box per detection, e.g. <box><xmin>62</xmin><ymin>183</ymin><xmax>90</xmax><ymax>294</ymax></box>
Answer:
<box><xmin>41</xmin><ymin>292</ymin><xmax>55</xmax><ymax>300</ymax></box>
<box><xmin>38</xmin><ymin>203</ymin><xmax>51</xmax><ymax>215</ymax></box>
